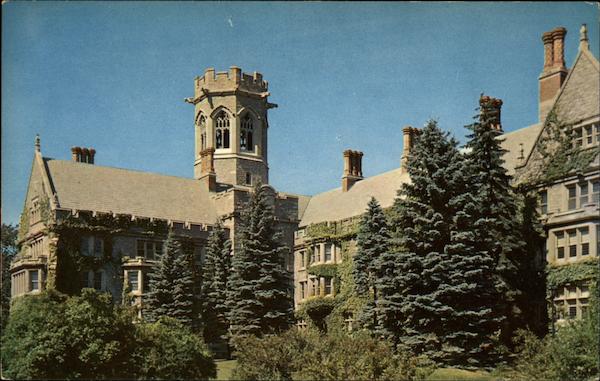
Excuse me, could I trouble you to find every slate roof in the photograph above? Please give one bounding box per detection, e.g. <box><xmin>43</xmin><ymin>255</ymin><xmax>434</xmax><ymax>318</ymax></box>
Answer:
<box><xmin>300</xmin><ymin>168</ymin><xmax>409</xmax><ymax>226</ymax></box>
<box><xmin>45</xmin><ymin>158</ymin><xmax>218</xmax><ymax>224</ymax></box>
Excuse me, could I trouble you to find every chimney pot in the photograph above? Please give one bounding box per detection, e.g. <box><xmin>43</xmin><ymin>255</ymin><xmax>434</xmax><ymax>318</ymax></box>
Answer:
<box><xmin>539</xmin><ymin>27</ymin><xmax>569</xmax><ymax>122</ymax></box>
<box><xmin>71</xmin><ymin>146</ymin><xmax>82</xmax><ymax>162</ymax></box>
<box><xmin>551</xmin><ymin>27</ymin><xmax>567</xmax><ymax>69</ymax></box>
<box><xmin>401</xmin><ymin>126</ymin><xmax>419</xmax><ymax>171</ymax></box>
<box><xmin>89</xmin><ymin>148</ymin><xmax>96</xmax><ymax>164</ymax></box>
<box><xmin>479</xmin><ymin>95</ymin><xmax>503</xmax><ymax>131</ymax></box>
<box><xmin>342</xmin><ymin>149</ymin><xmax>364</xmax><ymax>191</ymax></box>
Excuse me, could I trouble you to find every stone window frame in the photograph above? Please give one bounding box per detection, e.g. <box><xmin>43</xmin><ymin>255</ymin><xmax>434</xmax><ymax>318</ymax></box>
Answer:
<box><xmin>539</xmin><ymin>189</ymin><xmax>548</xmax><ymax>215</ymax></box>
<box><xmin>29</xmin><ymin>269</ymin><xmax>39</xmax><ymax>291</ymax></box>
<box><xmin>29</xmin><ymin>236</ymin><xmax>43</xmax><ymax>259</ymax></box>
<box><xmin>551</xmin><ymin>224</ymin><xmax>594</xmax><ymax>262</ymax></box>
<box><xmin>572</xmin><ymin>122</ymin><xmax>599</xmax><ymax>148</ymax></box>
<box><xmin>554</xmin><ymin>283</ymin><xmax>590</xmax><ymax>320</ymax></box>
<box><xmin>240</xmin><ymin>114</ymin><xmax>255</xmax><ymax>152</ymax></box>
<box><xmin>565</xmin><ymin>177</ymin><xmax>599</xmax><ymax>211</ymax></box>
<box><xmin>126</xmin><ymin>270</ymin><xmax>140</xmax><ymax>293</ymax></box>
<box><xmin>197</xmin><ymin>114</ymin><xmax>207</xmax><ymax>150</ymax></box>
<box><xmin>29</xmin><ymin>197</ymin><xmax>41</xmax><ymax>225</ymax></box>
<box><xmin>81</xmin><ymin>235</ymin><xmax>103</xmax><ymax>257</ymax></box>
<box><xmin>136</xmin><ymin>239</ymin><xmax>163</xmax><ymax>261</ymax></box>
<box><xmin>214</xmin><ymin>110</ymin><xmax>231</xmax><ymax>149</ymax></box>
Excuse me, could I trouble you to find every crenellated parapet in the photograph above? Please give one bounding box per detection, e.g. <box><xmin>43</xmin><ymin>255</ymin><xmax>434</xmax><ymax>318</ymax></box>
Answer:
<box><xmin>193</xmin><ymin>66</ymin><xmax>269</xmax><ymax>98</ymax></box>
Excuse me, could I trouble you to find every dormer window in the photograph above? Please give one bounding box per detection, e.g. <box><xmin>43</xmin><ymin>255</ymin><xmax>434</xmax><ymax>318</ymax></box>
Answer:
<box><xmin>215</xmin><ymin>111</ymin><xmax>230</xmax><ymax>149</ymax></box>
<box><xmin>240</xmin><ymin>115</ymin><xmax>254</xmax><ymax>151</ymax></box>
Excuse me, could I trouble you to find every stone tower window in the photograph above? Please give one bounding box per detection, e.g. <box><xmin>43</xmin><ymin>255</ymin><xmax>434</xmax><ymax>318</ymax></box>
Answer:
<box><xmin>198</xmin><ymin>115</ymin><xmax>207</xmax><ymax>150</ymax></box>
<box><xmin>245</xmin><ymin>172</ymin><xmax>252</xmax><ymax>185</ymax></box>
<box><xmin>240</xmin><ymin>115</ymin><xmax>254</xmax><ymax>151</ymax></box>
<box><xmin>215</xmin><ymin>111</ymin><xmax>230</xmax><ymax>149</ymax></box>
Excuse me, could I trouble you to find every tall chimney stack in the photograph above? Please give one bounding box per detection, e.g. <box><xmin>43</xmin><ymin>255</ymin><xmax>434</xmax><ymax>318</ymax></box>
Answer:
<box><xmin>342</xmin><ymin>150</ymin><xmax>363</xmax><ymax>192</ymax></box>
<box><xmin>539</xmin><ymin>27</ymin><xmax>568</xmax><ymax>123</ymax></box>
<box><xmin>71</xmin><ymin>146</ymin><xmax>96</xmax><ymax>164</ymax></box>
<box><xmin>199</xmin><ymin>148</ymin><xmax>217</xmax><ymax>192</ymax></box>
<box><xmin>401</xmin><ymin>126</ymin><xmax>420</xmax><ymax>172</ymax></box>
<box><xmin>479</xmin><ymin>95</ymin><xmax>503</xmax><ymax>131</ymax></box>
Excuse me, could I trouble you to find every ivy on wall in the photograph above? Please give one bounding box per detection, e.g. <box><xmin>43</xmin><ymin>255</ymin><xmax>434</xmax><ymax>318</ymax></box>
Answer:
<box><xmin>546</xmin><ymin>258</ymin><xmax>599</xmax><ymax>297</ymax></box>
<box><xmin>306</xmin><ymin>264</ymin><xmax>338</xmax><ymax>278</ymax></box>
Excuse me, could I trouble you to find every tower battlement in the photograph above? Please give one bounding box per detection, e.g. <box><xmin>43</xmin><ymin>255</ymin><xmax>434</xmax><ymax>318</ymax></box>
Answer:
<box><xmin>195</xmin><ymin>66</ymin><xmax>268</xmax><ymax>96</ymax></box>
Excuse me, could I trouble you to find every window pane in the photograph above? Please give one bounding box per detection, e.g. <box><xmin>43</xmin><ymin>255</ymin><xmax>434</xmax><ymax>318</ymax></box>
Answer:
<box><xmin>592</xmin><ymin>181</ymin><xmax>600</xmax><ymax>203</ymax></box>
<box><xmin>557</xmin><ymin>247</ymin><xmax>565</xmax><ymax>259</ymax></box>
<box><xmin>30</xmin><ymin>270</ymin><xmax>39</xmax><ymax>291</ymax></box>
<box><xmin>128</xmin><ymin>271</ymin><xmax>139</xmax><ymax>291</ymax></box>
<box><xmin>580</xmin><ymin>183</ymin><xmax>588</xmax><ymax>205</ymax></box>
<box><xmin>581</xmin><ymin>243</ymin><xmax>589</xmax><ymax>256</ymax></box>
<box><xmin>94</xmin><ymin>271</ymin><xmax>102</xmax><ymax>290</ymax></box>
<box><xmin>325</xmin><ymin>278</ymin><xmax>332</xmax><ymax>295</ymax></box>
<box><xmin>569</xmin><ymin>306</ymin><xmax>577</xmax><ymax>319</ymax></box>
<box><xmin>94</xmin><ymin>238</ymin><xmax>103</xmax><ymax>257</ymax></box>
<box><xmin>137</xmin><ymin>240</ymin><xmax>145</xmax><ymax>258</ymax></box>
<box><xmin>569</xmin><ymin>245</ymin><xmax>577</xmax><ymax>257</ymax></box>
<box><xmin>325</xmin><ymin>245</ymin><xmax>332</xmax><ymax>261</ymax></box>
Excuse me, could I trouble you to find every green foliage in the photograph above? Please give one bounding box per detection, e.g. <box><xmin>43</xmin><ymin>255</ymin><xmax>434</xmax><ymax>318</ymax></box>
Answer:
<box><xmin>1</xmin><ymin>289</ymin><xmax>216</xmax><ymax>380</ymax></box>
<box><xmin>231</xmin><ymin>329</ymin><xmax>431</xmax><ymax>381</ymax></box>
<box><xmin>1</xmin><ymin>223</ymin><xmax>18</xmax><ymax>329</ymax></box>
<box><xmin>305</xmin><ymin>218</ymin><xmax>359</xmax><ymax>242</ymax></box>
<box><xmin>134</xmin><ymin>317</ymin><xmax>216</xmax><ymax>380</ymax></box>
<box><xmin>227</xmin><ymin>182</ymin><xmax>293</xmax><ymax>336</ymax></box>
<box><xmin>528</xmin><ymin>109</ymin><xmax>597</xmax><ymax>185</ymax></box>
<box><xmin>296</xmin><ymin>296</ymin><xmax>339</xmax><ymax>331</ymax></box>
<box><xmin>546</xmin><ymin>259</ymin><xmax>599</xmax><ymax>296</ymax></box>
<box><xmin>306</xmin><ymin>263</ymin><xmax>338</xmax><ymax>278</ymax></box>
<box><xmin>145</xmin><ymin>230</ymin><xmax>196</xmax><ymax>329</ymax></box>
<box><xmin>1</xmin><ymin>289</ymin><xmax>138</xmax><ymax>380</ymax></box>
<box><xmin>201</xmin><ymin>221</ymin><xmax>232</xmax><ymax>344</ymax></box>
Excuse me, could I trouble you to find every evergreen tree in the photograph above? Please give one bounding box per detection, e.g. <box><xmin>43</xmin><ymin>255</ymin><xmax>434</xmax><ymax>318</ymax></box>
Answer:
<box><xmin>463</xmin><ymin>95</ymin><xmax>529</xmax><ymax>347</ymax></box>
<box><xmin>391</xmin><ymin>120</ymin><xmax>464</xmax><ymax>358</ymax></box>
<box><xmin>201</xmin><ymin>221</ymin><xmax>232</xmax><ymax>343</ymax></box>
<box><xmin>227</xmin><ymin>182</ymin><xmax>293</xmax><ymax>336</ymax></box>
<box><xmin>353</xmin><ymin>197</ymin><xmax>399</xmax><ymax>339</ymax></box>
<box><xmin>145</xmin><ymin>230</ymin><xmax>195</xmax><ymax>328</ymax></box>
<box><xmin>2</xmin><ymin>223</ymin><xmax>19</xmax><ymax>329</ymax></box>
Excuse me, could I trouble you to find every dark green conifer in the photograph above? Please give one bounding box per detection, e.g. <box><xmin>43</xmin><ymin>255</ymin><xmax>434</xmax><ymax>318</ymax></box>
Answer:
<box><xmin>145</xmin><ymin>230</ymin><xmax>195</xmax><ymax>328</ymax></box>
<box><xmin>201</xmin><ymin>222</ymin><xmax>232</xmax><ymax>343</ymax></box>
<box><xmin>227</xmin><ymin>183</ymin><xmax>293</xmax><ymax>336</ymax></box>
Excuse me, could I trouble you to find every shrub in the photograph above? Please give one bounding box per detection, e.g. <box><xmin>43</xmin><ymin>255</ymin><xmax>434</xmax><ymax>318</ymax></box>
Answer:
<box><xmin>134</xmin><ymin>317</ymin><xmax>216</xmax><ymax>380</ymax></box>
<box><xmin>231</xmin><ymin>329</ymin><xmax>430</xmax><ymax>381</ymax></box>
<box><xmin>513</xmin><ymin>302</ymin><xmax>598</xmax><ymax>381</ymax></box>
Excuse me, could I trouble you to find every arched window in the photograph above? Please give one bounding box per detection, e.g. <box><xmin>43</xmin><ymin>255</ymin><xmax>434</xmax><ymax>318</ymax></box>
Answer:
<box><xmin>240</xmin><ymin>115</ymin><xmax>254</xmax><ymax>151</ymax></box>
<box><xmin>198</xmin><ymin>115</ymin><xmax>207</xmax><ymax>150</ymax></box>
<box><xmin>215</xmin><ymin>111</ymin><xmax>230</xmax><ymax>149</ymax></box>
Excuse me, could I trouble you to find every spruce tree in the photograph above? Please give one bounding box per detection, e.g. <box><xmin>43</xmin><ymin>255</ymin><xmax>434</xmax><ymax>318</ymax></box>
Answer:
<box><xmin>144</xmin><ymin>230</ymin><xmax>195</xmax><ymax>328</ymax></box>
<box><xmin>227</xmin><ymin>183</ymin><xmax>293</xmax><ymax>336</ymax></box>
<box><xmin>391</xmin><ymin>120</ymin><xmax>464</xmax><ymax>358</ymax></box>
<box><xmin>201</xmin><ymin>222</ymin><xmax>232</xmax><ymax>343</ymax></box>
<box><xmin>353</xmin><ymin>197</ymin><xmax>399</xmax><ymax>339</ymax></box>
<box><xmin>463</xmin><ymin>95</ymin><xmax>528</xmax><ymax>347</ymax></box>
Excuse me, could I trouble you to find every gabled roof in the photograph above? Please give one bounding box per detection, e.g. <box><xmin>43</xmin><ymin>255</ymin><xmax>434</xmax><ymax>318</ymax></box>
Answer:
<box><xmin>299</xmin><ymin>168</ymin><xmax>409</xmax><ymax>227</ymax></box>
<box><xmin>500</xmin><ymin>123</ymin><xmax>544</xmax><ymax>176</ymax></box>
<box><xmin>45</xmin><ymin>158</ymin><xmax>218</xmax><ymax>224</ymax></box>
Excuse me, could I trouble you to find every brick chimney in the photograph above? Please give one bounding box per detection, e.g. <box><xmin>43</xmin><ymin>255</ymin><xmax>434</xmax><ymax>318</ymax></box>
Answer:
<box><xmin>342</xmin><ymin>150</ymin><xmax>363</xmax><ymax>192</ymax></box>
<box><xmin>71</xmin><ymin>146</ymin><xmax>96</xmax><ymax>164</ymax></box>
<box><xmin>199</xmin><ymin>148</ymin><xmax>217</xmax><ymax>192</ymax></box>
<box><xmin>479</xmin><ymin>95</ymin><xmax>503</xmax><ymax>131</ymax></box>
<box><xmin>400</xmin><ymin>126</ymin><xmax>420</xmax><ymax>171</ymax></box>
<box><xmin>539</xmin><ymin>27</ymin><xmax>568</xmax><ymax>122</ymax></box>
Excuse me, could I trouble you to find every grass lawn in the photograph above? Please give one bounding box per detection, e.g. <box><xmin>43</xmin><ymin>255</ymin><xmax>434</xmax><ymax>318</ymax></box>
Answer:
<box><xmin>426</xmin><ymin>367</ymin><xmax>498</xmax><ymax>381</ymax></box>
<box><xmin>216</xmin><ymin>360</ymin><xmax>237</xmax><ymax>380</ymax></box>
<box><xmin>215</xmin><ymin>361</ymin><xmax>505</xmax><ymax>381</ymax></box>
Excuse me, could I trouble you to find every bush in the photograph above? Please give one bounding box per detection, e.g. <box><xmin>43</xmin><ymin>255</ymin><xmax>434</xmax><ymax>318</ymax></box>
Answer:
<box><xmin>1</xmin><ymin>289</ymin><xmax>137</xmax><ymax>379</ymax></box>
<box><xmin>231</xmin><ymin>329</ymin><xmax>431</xmax><ymax>381</ymax></box>
<box><xmin>513</xmin><ymin>316</ymin><xmax>598</xmax><ymax>380</ymax></box>
<box><xmin>2</xmin><ymin>289</ymin><xmax>216</xmax><ymax>380</ymax></box>
<box><xmin>134</xmin><ymin>317</ymin><xmax>216</xmax><ymax>380</ymax></box>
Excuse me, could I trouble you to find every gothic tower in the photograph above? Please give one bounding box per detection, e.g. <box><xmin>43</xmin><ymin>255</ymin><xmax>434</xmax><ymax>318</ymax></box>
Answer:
<box><xmin>187</xmin><ymin>66</ymin><xmax>277</xmax><ymax>187</ymax></box>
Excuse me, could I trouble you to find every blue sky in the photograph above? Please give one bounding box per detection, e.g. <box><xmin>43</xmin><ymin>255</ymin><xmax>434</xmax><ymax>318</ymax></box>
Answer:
<box><xmin>2</xmin><ymin>2</ymin><xmax>598</xmax><ymax>225</ymax></box>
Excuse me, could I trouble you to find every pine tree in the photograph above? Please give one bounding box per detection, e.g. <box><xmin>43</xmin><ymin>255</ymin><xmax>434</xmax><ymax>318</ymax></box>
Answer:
<box><xmin>464</xmin><ymin>95</ymin><xmax>529</xmax><ymax>347</ymax></box>
<box><xmin>227</xmin><ymin>183</ymin><xmax>293</xmax><ymax>336</ymax></box>
<box><xmin>144</xmin><ymin>230</ymin><xmax>195</xmax><ymax>328</ymax></box>
<box><xmin>353</xmin><ymin>197</ymin><xmax>399</xmax><ymax>339</ymax></box>
<box><xmin>391</xmin><ymin>120</ymin><xmax>464</xmax><ymax>358</ymax></box>
<box><xmin>201</xmin><ymin>222</ymin><xmax>232</xmax><ymax>343</ymax></box>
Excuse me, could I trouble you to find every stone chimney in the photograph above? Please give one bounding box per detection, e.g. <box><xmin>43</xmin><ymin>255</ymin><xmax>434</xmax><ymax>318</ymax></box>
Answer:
<box><xmin>342</xmin><ymin>149</ymin><xmax>363</xmax><ymax>192</ymax></box>
<box><xmin>199</xmin><ymin>147</ymin><xmax>217</xmax><ymax>192</ymax></box>
<box><xmin>479</xmin><ymin>95</ymin><xmax>503</xmax><ymax>131</ymax></box>
<box><xmin>71</xmin><ymin>146</ymin><xmax>96</xmax><ymax>164</ymax></box>
<box><xmin>400</xmin><ymin>126</ymin><xmax>420</xmax><ymax>171</ymax></box>
<box><xmin>539</xmin><ymin>27</ymin><xmax>568</xmax><ymax>122</ymax></box>
<box><xmin>579</xmin><ymin>24</ymin><xmax>589</xmax><ymax>51</ymax></box>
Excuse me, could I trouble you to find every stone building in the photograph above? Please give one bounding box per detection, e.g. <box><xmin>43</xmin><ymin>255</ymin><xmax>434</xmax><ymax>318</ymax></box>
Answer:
<box><xmin>293</xmin><ymin>24</ymin><xmax>599</xmax><ymax>326</ymax></box>
<box><xmin>11</xmin><ymin>25</ymin><xmax>598</xmax><ymax>327</ymax></box>
<box><xmin>10</xmin><ymin>67</ymin><xmax>305</xmax><ymax>312</ymax></box>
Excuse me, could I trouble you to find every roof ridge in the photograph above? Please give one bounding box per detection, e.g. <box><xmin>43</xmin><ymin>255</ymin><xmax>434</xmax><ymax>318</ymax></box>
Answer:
<box><xmin>44</xmin><ymin>157</ymin><xmax>198</xmax><ymax>182</ymax></box>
